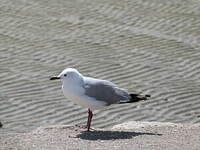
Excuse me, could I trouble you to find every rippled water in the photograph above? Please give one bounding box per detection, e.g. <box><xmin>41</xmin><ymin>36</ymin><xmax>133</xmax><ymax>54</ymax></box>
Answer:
<box><xmin>0</xmin><ymin>0</ymin><xmax>200</xmax><ymax>133</ymax></box>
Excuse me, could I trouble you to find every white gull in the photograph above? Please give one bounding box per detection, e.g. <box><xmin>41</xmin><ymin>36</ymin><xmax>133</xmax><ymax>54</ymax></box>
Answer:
<box><xmin>50</xmin><ymin>68</ymin><xmax>150</xmax><ymax>131</ymax></box>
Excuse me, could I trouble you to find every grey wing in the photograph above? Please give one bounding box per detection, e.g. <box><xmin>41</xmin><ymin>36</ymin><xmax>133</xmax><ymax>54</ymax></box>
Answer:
<box><xmin>84</xmin><ymin>77</ymin><xmax>130</xmax><ymax>105</ymax></box>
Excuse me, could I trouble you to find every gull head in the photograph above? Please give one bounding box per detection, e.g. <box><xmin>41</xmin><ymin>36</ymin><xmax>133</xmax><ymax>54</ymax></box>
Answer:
<box><xmin>50</xmin><ymin>68</ymin><xmax>83</xmax><ymax>84</ymax></box>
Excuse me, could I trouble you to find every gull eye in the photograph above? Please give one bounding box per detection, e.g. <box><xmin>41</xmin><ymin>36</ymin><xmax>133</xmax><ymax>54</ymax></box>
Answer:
<box><xmin>64</xmin><ymin>74</ymin><xmax>67</xmax><ymax>77</ymax></box>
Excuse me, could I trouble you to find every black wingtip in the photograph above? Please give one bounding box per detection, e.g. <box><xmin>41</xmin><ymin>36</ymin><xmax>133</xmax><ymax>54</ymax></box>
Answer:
<box><xmin>145</xmin><ymin>94</ymin><xmax>151</xmax><ymax>98</ymax></box>
<box><xmin>129</xmin><ymin>93</ymin><xmax>151</xmax><ymax>102</ymax></box>
<box><xmin>119</xmin><ymin>94</ymin><xmax>151</xmax><ymax>104</ymax></box>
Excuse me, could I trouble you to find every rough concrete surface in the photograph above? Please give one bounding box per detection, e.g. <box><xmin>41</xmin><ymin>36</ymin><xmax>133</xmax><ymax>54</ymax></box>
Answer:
<box><xmin>0</xmin><ymin>121</ymin><xmax>200</xmax><ymax>150</ymax></box>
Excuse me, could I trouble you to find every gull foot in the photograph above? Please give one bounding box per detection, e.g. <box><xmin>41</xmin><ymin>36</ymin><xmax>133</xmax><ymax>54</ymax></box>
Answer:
<box><xmin>75</xmin><ymin>124</ymin><xmax>95</xmax><ymax>131</ymax></box>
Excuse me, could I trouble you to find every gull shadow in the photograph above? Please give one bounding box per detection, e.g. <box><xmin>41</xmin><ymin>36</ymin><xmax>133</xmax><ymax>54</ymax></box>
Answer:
<box><xmin>76</xmin><ymin>130</ymin><xmax>162</xmax><ymax>141</ymax></box>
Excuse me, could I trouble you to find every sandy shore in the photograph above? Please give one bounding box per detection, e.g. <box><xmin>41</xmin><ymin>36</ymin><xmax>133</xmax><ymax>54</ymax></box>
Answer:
<box><xmin>0</xmin><ymin>121</ymin><xmax>200</xmax><ymax>150</ymax></box>
<box><xmin>0</xmin><ymin>0</ymin><xmax>200</xmax><ymax>133</ymax></box>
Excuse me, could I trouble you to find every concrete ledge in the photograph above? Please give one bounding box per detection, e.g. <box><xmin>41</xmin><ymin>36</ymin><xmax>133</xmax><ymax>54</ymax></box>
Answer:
<box><xmin>112</xmin><ymin>121</ymin><xmax>200</xmax><ymax>129</ymax></box>
<box><xmin>0</xmin><ymin>121</ymin><xmax>200</xmax><ymax>150</ymax></box>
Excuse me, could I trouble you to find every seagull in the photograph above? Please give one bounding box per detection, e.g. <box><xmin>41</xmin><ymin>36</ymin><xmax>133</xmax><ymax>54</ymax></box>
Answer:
<box><xmin>50</xmin><ymin>68</ymin><xmax>150</xmax><ymax>131</ymax></box>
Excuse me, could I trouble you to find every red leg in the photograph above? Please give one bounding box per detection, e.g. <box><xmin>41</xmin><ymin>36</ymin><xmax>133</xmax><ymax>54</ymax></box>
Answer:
<box><xmin>86</xmin><ymin>109</ymin><xmax>90</xmax><ymax>128</ymax></box>
<box><xmin>87</xmin><ymin>108</ymin><xmax>93</xmax><ymax>131</ymax></box>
